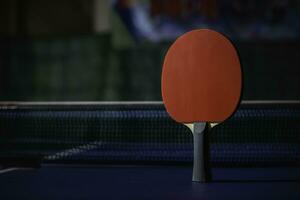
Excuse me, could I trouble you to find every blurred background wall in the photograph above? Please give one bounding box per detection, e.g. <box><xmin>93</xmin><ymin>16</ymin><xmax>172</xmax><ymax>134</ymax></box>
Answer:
<box><xmin>0</xmin><ymin>0</ymin><xmax>299</xmax><ymax>101</ymax></box>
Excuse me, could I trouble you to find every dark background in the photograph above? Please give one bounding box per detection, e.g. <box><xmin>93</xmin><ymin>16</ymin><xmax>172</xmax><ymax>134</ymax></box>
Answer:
<box><xmin>0</xmin><ymin>0</ymin><xmax>299</xmax><ymax>101</ymax></box>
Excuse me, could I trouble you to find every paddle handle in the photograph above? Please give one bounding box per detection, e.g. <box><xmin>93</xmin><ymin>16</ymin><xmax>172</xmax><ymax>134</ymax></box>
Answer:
<box><xmin>192</xmin><ymin>122</ymin><xmax>209</xmax><ymax>182</ymax></box>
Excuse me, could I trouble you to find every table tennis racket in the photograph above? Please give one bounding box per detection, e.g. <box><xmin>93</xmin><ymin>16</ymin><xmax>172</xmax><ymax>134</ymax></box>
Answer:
<box><xmin>161</xmin><ymin>29</ymin><xmax>242</xmax><ymax>182</ymax></box>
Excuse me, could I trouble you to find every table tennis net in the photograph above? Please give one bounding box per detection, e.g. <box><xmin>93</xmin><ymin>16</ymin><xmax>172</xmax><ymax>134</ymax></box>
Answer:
<box><xmin>0</xmin><ymin>102</ymin><xmax>299</xmax><ymax>167</ymax></box>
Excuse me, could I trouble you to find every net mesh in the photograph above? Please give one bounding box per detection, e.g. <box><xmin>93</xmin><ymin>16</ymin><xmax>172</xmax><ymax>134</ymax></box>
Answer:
<box><xmin>0</xmin><ymin>102</ymin><xmax>300</xmax><ymax>167</ymax></box>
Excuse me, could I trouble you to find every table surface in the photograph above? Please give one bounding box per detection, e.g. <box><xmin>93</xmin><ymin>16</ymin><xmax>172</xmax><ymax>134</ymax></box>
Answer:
<box><xmin>1</xmin><ymin>165</ymin><xmax>300</xmax><ymax>200</ymax></box>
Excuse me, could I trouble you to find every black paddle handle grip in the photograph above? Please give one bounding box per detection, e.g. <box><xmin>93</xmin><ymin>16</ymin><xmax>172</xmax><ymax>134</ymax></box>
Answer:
<box><xmin>192</xmin><ymin>123</ymin><xmax>211</xmax><ymax>182</ymax></box>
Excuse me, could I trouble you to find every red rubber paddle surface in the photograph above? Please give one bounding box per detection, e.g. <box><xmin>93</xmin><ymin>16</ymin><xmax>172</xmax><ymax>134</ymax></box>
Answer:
<box><xmin>161</xmin><ymin>29</ymin><xmax>242</xmax><ymax>123</ymax></box>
